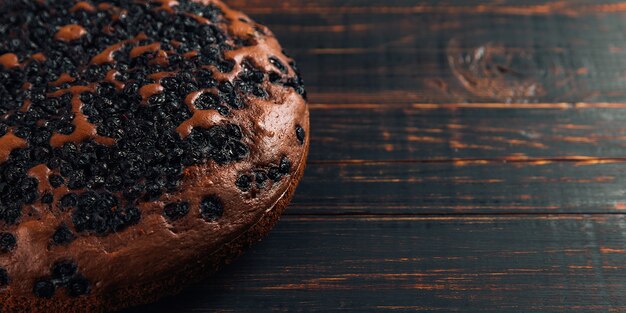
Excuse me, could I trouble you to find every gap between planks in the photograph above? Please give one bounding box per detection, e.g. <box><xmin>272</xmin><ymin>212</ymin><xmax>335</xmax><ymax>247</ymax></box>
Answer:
<box><xmin>281</xmin><ymin>213</ymin><xmax>626</xmax><ymax>219</ymax></box>
<box><xmin>308</xmin><ymin>157</ymin><xmax>626</xmax><ymax>165</ymax></box>
<box><xmin>309</xmin><ymin>102</ymin><xmax>626</xmax><ymax>110</ymax></box>
<box><xmin>307</xmin><ymin>102</ymin><xmax>626</xmax><ymax>164</ymax></box>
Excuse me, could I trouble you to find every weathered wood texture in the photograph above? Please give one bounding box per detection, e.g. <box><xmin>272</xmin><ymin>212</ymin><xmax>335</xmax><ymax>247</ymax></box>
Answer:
<box><xmin>124</xmin><ymin>0</ymin><xmax>626</xmax><ymax>312</ymax></box>
<box><xmin>290</xmin><ymin>162</ymin><xmax>626</xmax><ymax>215</ymax></box>
<box><xmin>128</xmin><ymin>216</ymin><xmax>626</xmax><ymax>312</ymax></box>
<box><xmin>309</xmin><ymin>106</ymin><xmax>626</xmax><ymax>160</ymax></box>
<box><xmin>232</xmin><ymin>0</ymin><xmax>626</xmax><ymax>104</ymax></box>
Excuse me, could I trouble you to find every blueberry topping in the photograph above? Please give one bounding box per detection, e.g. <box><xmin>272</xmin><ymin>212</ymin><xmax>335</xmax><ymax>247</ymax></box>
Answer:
<box><xmin>295</xmin><ymin>125</ymin><xmax>306</xmax><ymax>144</ymax></box>
<box><xmin>236</xmin><ymin>174</ymin><xmax>253</xmax><ymax>191</ymax></box>
<box><xmin>0</xmin><ymin>267</ymin><xmax>9</xmax><ymax>286</ymax></box>
<box><xmin>52</xmin><ymin>224</ymin><xmax>76</xmax><ymax>245</ymax></box>
<box><xmin>66</xmin><ymin>275</ymin><xmax>90</xmax><ymax>297</ymax></box>
<box><xmin>41</xmin><ymin>192</ymin><xmax>54</xmax><ymax>204</ymax></box>
<box><xmin>51</xmin><ymin>260</ymin><xmax>77</xmax><ymax>284</ymax></box>
<box><xmin>0</xmin><ymin>232</ymin><xmax>16</xmax><ymax>253</ymax></box>
<box><xmin>279</xmin><ymin>156</ymin><xmax>292</xmax><ymax>174</ymax></box>
<box><xmin>267</xmin><ymin>166</ymin><xmax>282</xmax><ymax>181</ymax></box>
<box><xmin>200</xmin><ymin>196</ymin><xmax>224</xmax><ymax>222</ymax></box>
<box><xmin>0</xmin><ymin>0</ymin><xmax>305</xmax><ymax>238</ymax></box>
<box><xmin>269</xmin><ymin>56</ymin><xmax>287</xmax><ymax>74</ymax></box>
<box><xmin>33</xmin><ymin>279</ymin><xmax>55</xmax><ymax>298</ymax></box>
<box><xmin>163</xmin><ymin>202</ymin><xmax>190</xmax><ymax>221</ymax></box>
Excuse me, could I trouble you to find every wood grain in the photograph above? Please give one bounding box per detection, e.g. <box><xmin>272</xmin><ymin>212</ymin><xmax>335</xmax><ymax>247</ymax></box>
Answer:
<box><xmin>124</xmin><ymin>215</ymin><xmax>626</xmax><ymax>313</ymax></box>
<box><xmin>231</xmin><ymin>1</ymin><xmax>626</xmax><ymax>104</ymax></box>
<box><xmin>289</xmin><ymin>162</ymin><xmax>626</xmax><ymax>215</ymax></box>
<box><xmin>309</xmin><ymin>106</ymin><xmax>626</xmax><ymax>161</ymax></box>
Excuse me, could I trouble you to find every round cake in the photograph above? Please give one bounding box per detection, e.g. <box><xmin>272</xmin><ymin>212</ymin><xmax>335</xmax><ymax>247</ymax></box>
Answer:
<box><xmin>0</xmin><ymin>0</ymin><xmax>309</xmax><ymax>312</ymax></box>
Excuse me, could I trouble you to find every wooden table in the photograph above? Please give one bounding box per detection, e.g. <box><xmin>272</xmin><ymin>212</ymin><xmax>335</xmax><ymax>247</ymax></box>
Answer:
<box><xmin>126</xmin><ymin>1</ymin><xmax>626</xmax><ymax>312</ymax></box>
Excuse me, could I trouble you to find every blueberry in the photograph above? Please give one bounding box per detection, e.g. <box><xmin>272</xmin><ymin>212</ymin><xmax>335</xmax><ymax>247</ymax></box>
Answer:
<box><xmin>33</xmin><ymin>279</ymin><xmax>55</xmax><ymax>298</ymax></box>
<box><xmin>267</xmin><ymin>166</ymin><xmax>282</xmax><ymax>181</ymax></box>
<box><xmin>52</xmin><ymin>224</ymin><xmax>76</xmax><ymax>245</ymax></box>
<box><xmin>163</xmin><ymin>202</ymin><xmax>189</xmax><ymax>221</ymax></box>
<box><xmin>41</xmin><ymin>192</ymin><xmax>54</xmax><ymax>204</ymax></box>
<box><xmin>200</xmin><ymin>196</ymin><xmax>223</xmax><ymax>221</ymax></box>
<box><xmin>255</xmin><ymin>170</ymin><xmax>268</xmax><ymax>188</ymax></box>
<box><xmin>279</xmin><ymin>156</ymin><xmax>291</xmax><ymax>174</ymax></box>
<box><xmin>66</xmin><ymin>275</ymin><xmax>90</xmax><ymax>297</ymax></box>
<box><xmin>51</xmin><ymin>260</ymin><xmax>77</xmax><ymax>284</ymax></box>
<box><xmin>0</xmin><ymin>233</ymin><xmax>16</xmax><ymax>253</ymax></box>
<box><xmin>59</xmin><ymin>193</ymin><xmax>78</xmax><ymax>209</ymax></box>
<box><xmin>295</xmin><ymin>125</ymin><xmax>306</xmax><ymax>144</ymax></box>
<box><xmin>269</xmin><ymin>56</ymin><xmax>287</xmax><ymax>74</ymax></box>
<box><xmin>0</xmin><ymin>267</ymin><xmax>8</xmax><ymax>286</ymax></box>
<box><xmin>148</xmin><ymin>93</ymin><xmax>166</xmax><ymax>106</ymax></box>
<box><xmin>236</xmin><ymin>175</ymin><xmax>252</xmax><ymax>191</ymax></box>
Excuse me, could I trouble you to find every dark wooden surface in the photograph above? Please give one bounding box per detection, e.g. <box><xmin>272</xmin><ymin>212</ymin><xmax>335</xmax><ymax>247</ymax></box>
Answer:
<box><xmin>124</xmin><ymin>1</ymin><xmax>626</xmax><ymax>312</ymax></box>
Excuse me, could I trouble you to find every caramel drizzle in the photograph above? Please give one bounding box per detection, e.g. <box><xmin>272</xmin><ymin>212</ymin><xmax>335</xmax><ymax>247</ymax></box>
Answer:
<box><xmin>182</xmin><ymin>50</ymin><xmax>199</xmax><ymax>59</ymax></box>
<box><xmin>0</xmin><ymin>53</ymin><xmax>20</xmax><ymax>69</ymax></box>
<box><xmin>184</xmin><ymin>12</ymin><xmax>210</xmax><ymax>25</ymax></box>
<box><xmin>49</xmin><ymin>73</ymin><xmax>76</xmax><ymax>87</ymax></box>
<box><xmin>138</xmin><ymin>83</ymin><xmax>164</xmax><ymax>102</ymax></box>
<box><xmin>70</xmin><ymin>1</ymin><xmax>96</xmax><ymax>13</ymax></box>
<box><xmin>48</xmin><ymin>86</ymin><xmax>116</xmax><ymax>148</ymax></box>
<box><xmin>105</xmin><ymin>69</ymin><xmax>125</xmax><ymax>90</ymax></box>
<box><xmin>97</xmin><ymin>2</ymin><xmax>113</xmax><ymax>10</ymax></box>
<box><xmin>55</xmin><ymin>24</ymin><xmax>88</xmax><ymax>42</ymax></box>
<box><xmin>150</xmin><ymin>0</ymin><xmax>180</xmax><ymax>13</ymax></box>
<box><xmin>31</xmin><ymin>53</ymin><xmax>47</xmax><ymax>62</ymax></box>
<box><xmin>91</xmin><ymin>33</ymin><xmax>148</xmax><ymax>65</ymax></box>
<box><xmin>150</xmin><ymin>50</ymin><xmax>170</xmax><ymax>67</ymax></box>
<box><xmin>176</xmin><ymin>89</ymin><xmax>224</xmax><ymax>138</ymax></box>
<box><xmin>130</xmin><ymin>43</ymin><xmax>161</xmax><ymax>58</ymax></box>
<box><xmin>27</xmin><ymin>164</ymin><xmax>53</xmax><ymax>194</ymax></box>
<box><xmin>130</xmin><ymin>42</ymin><xmax>170</xmax><ymax>67</ymax></box>
<box><xmin>209</xmin><ymin>0</ymin><xmax>256</xmax><ymax>39</ymax></box>
<box><xmin>0</xmin><ymin>131</ymin><xmax>27</xmax><ymax>164</ymax></box>
<box><xmin>147</xmin><ymin>71</ymin><xmax>177</xmax><ymax>82</ymax></box>
<box><xmin>19</xmin><ymin>99</ymin><xmax>31</xmax><ymax>113</ymax></box>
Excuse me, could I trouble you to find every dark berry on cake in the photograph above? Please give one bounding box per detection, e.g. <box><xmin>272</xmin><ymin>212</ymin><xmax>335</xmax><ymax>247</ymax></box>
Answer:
<box><xmin>236</xmin><ymin>174</ymin><xmax>253</xmax><ymax>191</ymax></box>
<box><xmin>51</xmin><ymin>260</ymin><xmax>78</xmax><ymax>284</ymax></box>
<box><xmin>295</xmin><ymin>125</ymin><xmax>306</xmax><ymax>144</ymax></box>
<box><xmin>267</xmin><ymin>166</ymin><xmax>283</xmax><ymax>181</ymax></box>
<box><xmin>0</xmin><ymin>267</ymin><xmax>9</xmax><ymax>286</ymax></box>
<box><xmin>0</xmin><ymin>232</ymin><xmax>16</xmax><ymax>253</ymax></box>
<box><xmin>279</xmin><ymin>156</ymin><xmax>292</xmax><ymax>174</ymax></box>
<box><xmin>200</xmin><ymin>196</ymin><xmax>224</xmax><ymax>222</ymax></box>
<box><xmin>163</xmin><ymin>202</ymin><xmax>190</xmax><ymax>221</ymax></box>
<box><xmin>52</xmin><ymin>224</ymin><xmax>76</xmax><ymax>245</ymax></box>
<box><xmin>255</xmin><ymin>170</ymin><xmax>268</xmax><ymax>188</ymax></box>
<box><xmin>33</xmin><ymin>279</ymin><xmax>55</xmax><ymax>298</ymax></box>
<box><xmin>66</xmin><ymin>275</ymin><xmax>90</xmax><ymax>297</ymax></box>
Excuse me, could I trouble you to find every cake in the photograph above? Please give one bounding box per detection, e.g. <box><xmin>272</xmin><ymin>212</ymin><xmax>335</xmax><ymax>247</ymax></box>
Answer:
<box><xmin>0</xmin><ymin>0</ymin><xmax>309</xmax><ymax>311</ymax></box>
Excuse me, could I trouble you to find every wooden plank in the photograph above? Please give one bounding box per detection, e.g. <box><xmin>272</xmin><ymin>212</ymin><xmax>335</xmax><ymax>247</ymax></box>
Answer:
<box><xmin>226</xmin><ymin>1</ymin><xmax>626</xmax><ymax>103</ymax></box>
<box><xmin>122</xmin><ymin>215</ymin><xmax>626</xmax><ymax>312</ymax></box>
<box><xmin>309</xmin><ymin>106</ymin><xmax>626</xmax><ymax>161</ymax></box>
<box><xmin>228</xmin><ymin>0</ymin><xmax>626</xmax><ymax>16</ymax></box>
<box><xmin>229</xmin><ymin>1</ymin><xmax>626</xmax><ymax>15</ymax></box>
<box><xmin>289</xmin><ymin>161</ymin><xmax>626</xmax><ymax>214</ymax></box>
